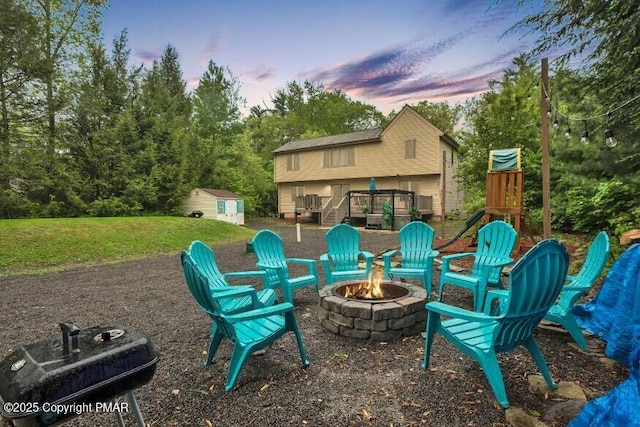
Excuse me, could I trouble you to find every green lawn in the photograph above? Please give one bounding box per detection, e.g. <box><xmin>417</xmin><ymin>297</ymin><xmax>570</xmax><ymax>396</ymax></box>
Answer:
<box><xmin>0</xmin><ymin>217</ymin><xmax>256</xmax><ymax>276</ymax></box>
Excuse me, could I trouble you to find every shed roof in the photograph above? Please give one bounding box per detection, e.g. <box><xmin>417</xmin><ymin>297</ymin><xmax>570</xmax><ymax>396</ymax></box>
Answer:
<box><xmin>272</xmin><ymin>128</ymin><xmax>382</xmax><ymax>154</ymax></box>
<box><xmin>198</xmin><ymin>188</ymin><xmax>242</xmax><ymax>199</ymax></box>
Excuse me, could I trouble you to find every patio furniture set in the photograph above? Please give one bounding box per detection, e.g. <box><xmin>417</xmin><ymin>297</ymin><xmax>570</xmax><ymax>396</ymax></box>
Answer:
<box><xmin>181</xmin><ymin>221</ymin><xmax>610</xmax><ymax>408</ymax></box>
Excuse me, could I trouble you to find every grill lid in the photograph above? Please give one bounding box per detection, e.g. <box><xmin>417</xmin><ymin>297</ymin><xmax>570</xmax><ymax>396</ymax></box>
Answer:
<box><xmin>0</xmin><ymin>323</ymin><xmax>158</xmax><ymax>420</ymax></box>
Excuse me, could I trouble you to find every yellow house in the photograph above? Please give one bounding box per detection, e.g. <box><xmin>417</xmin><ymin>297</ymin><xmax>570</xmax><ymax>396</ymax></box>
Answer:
<box><xmin>272</xmin><ymin>105</ymin><xmax>464</xmax><ymax>226</ymax></box>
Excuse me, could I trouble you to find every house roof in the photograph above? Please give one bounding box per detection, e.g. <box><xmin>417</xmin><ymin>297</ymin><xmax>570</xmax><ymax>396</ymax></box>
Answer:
<box><xmin>272</xmin><ymin>128</ymin><xmax>382</xmax><ymax>154</ymax></box>
<box><xmin>382</xmin><ymin>105</ymin><xmax>459</xmax><ymax>150</ymax></box>
<box><xmin>198</xmin><ymin>188</ymin><xmax>242</xmax><ymax>199</ymax></box>
<box><xmin>271</xmin><ymin>105</ymin><xmax>459</xmax><ymax>154</ymax></box>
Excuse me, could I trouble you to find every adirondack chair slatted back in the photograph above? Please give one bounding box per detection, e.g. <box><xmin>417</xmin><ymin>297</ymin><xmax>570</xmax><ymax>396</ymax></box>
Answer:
<box><xmin>326</xmin><ymin>224</ymin><xmax>361</xmax><ymax>271</ymax></box>
<box><xmin>181</xmin><ymin>253</ymin><xmax>235</xmax><ymax>337</ymax></box>
<box><xmin>472</xmin><ymin>221</ymin><xmax>518</xmax><ymax>283</ymax></box>
<box><xmin>252</xmin><ymin>230</ymin><xmax>290</xmax><ymax>283</ymax></box>
<box><xmin>188</xmin><ymin>240</ymin><xmax>227</xmax><ymax>289</ymax></box>
<box><xmin>556</xmin><ymin>231</ymin><xmax>610</xmax><ymax>309</ymax></box>
<box><xmin>400</xmin><ymin>222</ymin><xmax>436</xmax><ymax>269</ymax></box>
<box><xmin>494</xmin><ymin>239</ymin><xmax>569</xmax><ymax>352</ymax></box>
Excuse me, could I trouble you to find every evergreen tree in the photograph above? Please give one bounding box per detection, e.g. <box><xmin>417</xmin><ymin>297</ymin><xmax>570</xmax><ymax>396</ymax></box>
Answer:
<box><xmin>138</xmin><ymin>45</ymin><xmax>191</xmax><ymax>214</ymax></box>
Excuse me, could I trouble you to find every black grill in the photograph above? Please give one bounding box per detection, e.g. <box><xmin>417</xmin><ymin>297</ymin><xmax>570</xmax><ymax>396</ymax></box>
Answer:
<box><xmin>0</xmin><ymin>323</ymin><xmax>158</xmax><ymax>426</ymax></box>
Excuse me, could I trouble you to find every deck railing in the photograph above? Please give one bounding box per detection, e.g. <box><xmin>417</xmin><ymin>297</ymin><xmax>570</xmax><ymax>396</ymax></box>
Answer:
<box><xmin>295</xmin><ymin>195</ymin><xmax>330</xmax><ymax>210</ymax></box>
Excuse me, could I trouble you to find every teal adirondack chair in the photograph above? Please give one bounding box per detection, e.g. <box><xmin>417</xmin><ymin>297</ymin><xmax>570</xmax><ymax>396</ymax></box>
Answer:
<box><xmin>382</xmin><ymin>221</ymin><xmax>439</xmax><ymax>295</ymax></box>
<box><xmin>543</xmin><ymin>231</ymin><xmax>610</xmax><ymax>350</ymax></box>
<box><xmin>251</xmin><ymin>230</ymin><xmax>319</xmax><ymax>303</ymax></box>
<box><xmin>438</xmin><ymin>220</ymin><xmax>517</xmax><ymax>311</ymax></box>
<box><xmin>181</xmin><ymin>253</ymin><xmax>310</xmax><ymax>390</ymax></box>
<box><xmin>423</xmin><ymin>239</ymin><xmax>570</xmax><ymax>408</ymax></box>
<box><xmin>187</xmin><ymin>240</ymin><xmax>277</xmax><ymax>312</ymax></box>
<box><xmin>321</xmin><ymin>223</ymin><xmax>374</xmax><ymax>285</ymax></box>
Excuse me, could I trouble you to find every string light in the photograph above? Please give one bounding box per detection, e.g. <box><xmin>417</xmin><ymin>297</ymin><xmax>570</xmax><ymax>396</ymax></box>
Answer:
<box><xmin>542</xmin><ymin>83</ymin><xmax>640</xmax><ymax>148</ymax></box>
<box><xmin>604</xmin><ymin>112</ymin><xmax>617</xmax><ymax>148</ymax></box>
<box><xmin>553</xmin><ymin>113</ymin><xmax>559</xmax><ymax>129</ymax></box>
<box><xmin>565</xmin><ymin>125</ymin><xmax>572</xmax><ymax>140</ymax></box>
<box><xmin>580</xmin><ymin>121</ymin><xmax>589</xmax><ymax>145</ymax></box>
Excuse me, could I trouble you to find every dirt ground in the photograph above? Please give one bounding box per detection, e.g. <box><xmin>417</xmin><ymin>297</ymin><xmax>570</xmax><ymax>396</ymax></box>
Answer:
<box><xmin>0</xmin><ymin>219</ymin><xmax>627</xmax><ymax>426</ymax></box>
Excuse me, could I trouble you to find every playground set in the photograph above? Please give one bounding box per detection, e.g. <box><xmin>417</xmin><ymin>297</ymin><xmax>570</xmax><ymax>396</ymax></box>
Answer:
<box><xmin>435</xmin><ymin>147</ymin><xmax>533</xmax><ymax>253</ymax></box>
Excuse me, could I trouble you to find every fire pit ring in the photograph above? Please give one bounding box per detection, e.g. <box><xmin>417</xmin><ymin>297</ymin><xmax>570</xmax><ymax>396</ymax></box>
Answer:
<box><xmin>332</xmin><ymin>281</ymin><xmax>410</xmax><ymax>303</ymax></box>
<box><xmin>319</xmin><ymin>280</ymin><xmax>427</xmax><ymax>340</ymax></box>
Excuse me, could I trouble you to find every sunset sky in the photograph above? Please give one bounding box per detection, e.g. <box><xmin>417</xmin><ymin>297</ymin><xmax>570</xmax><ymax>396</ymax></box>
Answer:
<box><xmin>102</xmin><ymin>0</ymin><xmax>549</xmax><ymax>114</ymax></box>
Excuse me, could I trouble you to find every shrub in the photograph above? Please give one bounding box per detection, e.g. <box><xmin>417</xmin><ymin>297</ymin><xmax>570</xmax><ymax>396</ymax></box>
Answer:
<box><xmin>86</xmin><ymin>197</ymin><xmax>142</xmax><ymax>217</ymax></box>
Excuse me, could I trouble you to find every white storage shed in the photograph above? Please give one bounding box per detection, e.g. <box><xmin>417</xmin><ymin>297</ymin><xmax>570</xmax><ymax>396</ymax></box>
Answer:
<box><xmin>183</xmin><ymin>188</ymin><xmax>245</xmax><ymax>225</ymax></box>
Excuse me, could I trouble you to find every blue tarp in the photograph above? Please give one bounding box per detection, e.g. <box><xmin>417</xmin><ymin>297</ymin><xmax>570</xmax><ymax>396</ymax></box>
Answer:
<box><xmin>569</xmin><ymin>243</ymin><xmax>640</xmax><ymax>426</ymax></box>
<box><xmin>569</xmin><ymin>343</ymin><xmax>640</xmax><ymax>426</ymax></box>
<box><xmin>572</xmin><ymin>243</ymin><xmax>640</xmax><ymax>365</ymax></box>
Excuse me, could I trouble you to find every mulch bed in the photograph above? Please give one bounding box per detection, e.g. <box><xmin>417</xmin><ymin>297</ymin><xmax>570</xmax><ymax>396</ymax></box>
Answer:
<box><xmin>0</xmin><ymin>219</ymin><xmax>627</xmax><ymax>426</ymax></box>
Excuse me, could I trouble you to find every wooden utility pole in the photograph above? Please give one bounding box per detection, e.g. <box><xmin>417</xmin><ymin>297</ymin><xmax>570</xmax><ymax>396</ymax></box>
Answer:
<box><xmin>541</xmin><ymin>58</ymin><xmax>552</xmax><ymax>239</ymax></box>
<box><xmin>441</xmin><ymin>151</ymin><xmax>447</xmax><ymax>239</ymax></box>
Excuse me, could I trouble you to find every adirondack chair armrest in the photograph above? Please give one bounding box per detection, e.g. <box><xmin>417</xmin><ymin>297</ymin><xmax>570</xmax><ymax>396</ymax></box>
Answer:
<box><xmin>211</xmin><ymin>285</ymin><xmax>254</xmax><ymax>293</ymax></box>
<box><xmin>442</xmin><ymin>252</ymin><xmax>475</xmax><ymax>261</ymax></box>
<box><xmin>561</xmin><ymin>284</ymin><xmax>589</xmax><ymax>292</ymax></box>
<box><xmin>441</xmin><ymin>252</ymin><xmax>475</xmax><ymax>272</ymax></box>
<box><xmin>287</xmin><ymin>258</ymin><xmax>318</xmax><ymax>275</ymax></box>
<box><xmin>256</xmin><ymin>262</ymin><xmax>288</xmax><ymax>285</ymax></box>
<box><xmin>360</xmin><ymin>251</ymin><xmax>375</xmax><ymax>261</ymax></box>
<box><xmin>475</xmin><ymin>257</ymin><xmax>513</xmax><ymax>283</ymax></box>
<box><xmin>225</xmin><ymin>302</ymin><xmax>294</xmax><ymax>323</ymax></box>
<box><xmin>428</xmin><ymin>250</ymin><xmax>440</xmax><ymax>259</ymax></box>
<box><xmin>287</xmin><ymin>258</ymin><xmax>316</xmax><ymax>267</ymax></box>
<box><xmin>382</xmin><ymin>249</ymin><xmax>400</xmax><ymax>260</ymax></box>
<box><xmin>210</xmin><ymin>287</ymin><xmax>260</xmax><ymax>306</ymax></box>
<box><xmin>483</xmin><ymin>289</ymin><xmax>509</xmax><ymax>315</ymax></box>
<box><xmin>223</xmin><ymin>270</ymin><xmax>268</xmax><ymax>286</ymax></box>
<box><xmin>360</xmin><ymin>251</ymin><xmax>374</xmax><ymax>269</ymax></box>
<box><xmin>426</xmin><ymin>301</ymin><xmax>495</xmax><ymax>322</ymax></box>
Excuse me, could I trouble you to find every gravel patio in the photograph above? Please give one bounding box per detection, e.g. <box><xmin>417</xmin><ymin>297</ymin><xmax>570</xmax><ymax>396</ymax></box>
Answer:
<box><xmin>0</xmin><ymin>219</ymin><xmax>627</xmax><ymax>426</ymax></box>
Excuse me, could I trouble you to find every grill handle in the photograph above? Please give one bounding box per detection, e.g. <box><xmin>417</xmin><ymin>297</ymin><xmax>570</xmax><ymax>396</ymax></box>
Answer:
<box><xmin>59</xmin><ymin>322</ymin><xmax>81</xmax><ymax>354</ymax></box>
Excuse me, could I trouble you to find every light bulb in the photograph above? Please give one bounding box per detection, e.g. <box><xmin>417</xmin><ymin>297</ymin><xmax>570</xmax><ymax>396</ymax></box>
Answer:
<box><xmin>581</xmin><ymin>130</ymin><xmax>590</xmax><ymax>145</ymax></box>
<box><xmin>565</xmin><ymin>128</ymin><xmax>572</xmax><ymax>139</ymax></box>
<box><xmin>604</xmin><ymin>129</ymin><xmax>617</xmax><ymax>147</ymax></box>
<box><xmin>553</xmin><ymin>119</ymin><xmax>559</xmax><ymax>129</ymax></box>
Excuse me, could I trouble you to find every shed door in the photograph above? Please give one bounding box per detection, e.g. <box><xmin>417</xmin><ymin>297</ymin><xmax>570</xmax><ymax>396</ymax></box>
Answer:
<box><xmin>225</xmin><ymin>200</ymin><xmax>237</xmax><ymax>224</ymax></box>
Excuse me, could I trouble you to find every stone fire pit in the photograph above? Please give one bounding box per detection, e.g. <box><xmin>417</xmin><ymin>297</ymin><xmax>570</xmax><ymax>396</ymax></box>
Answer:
<box><xmin>318</xmin><ymin>280</ymin><xmax>427</xmax><ymax>340</ymax></box>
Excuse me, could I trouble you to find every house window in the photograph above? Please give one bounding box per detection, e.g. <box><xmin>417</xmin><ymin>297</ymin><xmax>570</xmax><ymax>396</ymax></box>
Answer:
<box><xmin>323</xmin><ymin>147</ymin><xmax>355</xmax><ymax>168</ymax></box>
<box><xmin>405</xmin><ymin>139</ymin><xmax>416</xmax><ymax>159</ymax></box>
<box><xmin>291</xmin><ymin>185</ymin><xmax>304</xmax><ymax>202</ymax></box>
<box><xmin>236</xmin><ymin>200</ymin><xmax>244</xmax><ymax>213</ymax></box>
<box><xmin>216</xmin><ymin>200</ymin><xmax>225</xmax><ymax>214</ymax></box>
<box><xmin>287</xmin><ymin>153</ymin><xmax>300</xmax><ymax>171</ymax></box>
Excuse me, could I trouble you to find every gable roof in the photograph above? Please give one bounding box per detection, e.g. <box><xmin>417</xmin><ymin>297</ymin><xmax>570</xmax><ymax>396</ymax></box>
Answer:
<box><xmin>271</xmin><ymin>105</ymin><xmax>459</xmax><ymax>154</ymax></box>
<box><xmin>272</xmin><ymin>128</ymin><xmax>382</xmax><ymax>154</ymax></box>
<box><xmin>198</xmin><ymin>188</ymin><xmax>242</xmax><ymax>199</ymax></box>
<box><xmin>382</xmin><ymin>105</ymin><xmax>459</xmax><ymax>150</ymax></box>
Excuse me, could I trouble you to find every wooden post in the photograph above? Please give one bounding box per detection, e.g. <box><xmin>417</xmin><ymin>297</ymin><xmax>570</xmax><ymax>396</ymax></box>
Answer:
<box><xmin>541</xmin><ymin>58</ymin><xmax>552</xmax><ymax>239</ymax></box>
<box><xmin>441</xmin><ymin>151</ymin><xmax>447</xmax><ymax>239</ymax></box>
